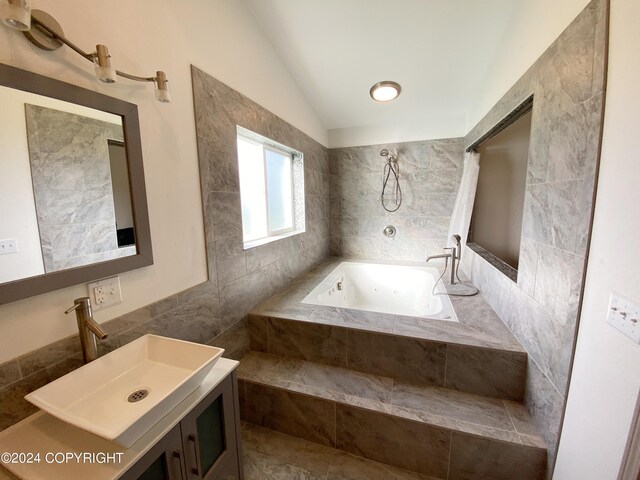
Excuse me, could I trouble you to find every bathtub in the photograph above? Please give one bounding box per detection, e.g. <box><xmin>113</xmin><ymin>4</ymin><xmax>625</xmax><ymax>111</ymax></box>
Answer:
<box><xmin>301</xmin><ymin>261</ymin><xmax>458</xmax><ymax>322</ymax></box>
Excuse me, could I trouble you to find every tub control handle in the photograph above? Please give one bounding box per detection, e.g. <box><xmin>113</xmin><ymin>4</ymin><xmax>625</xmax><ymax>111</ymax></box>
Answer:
<box><xmin>383</xmin><ymin>225</ymin><xmax>396</xmax><ymax>237</ymax></box>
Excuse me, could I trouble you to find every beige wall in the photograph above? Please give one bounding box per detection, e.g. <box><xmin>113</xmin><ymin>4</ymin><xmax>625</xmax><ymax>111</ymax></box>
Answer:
<box><xmin>473</xmin><ymin>110</ymin><xmax>532</xmax><ymax>268</ymax></box>
<box><xmin>0</xmin><ymin>0</ymin><xmax>326</xmax><ymax>364</ymax></box>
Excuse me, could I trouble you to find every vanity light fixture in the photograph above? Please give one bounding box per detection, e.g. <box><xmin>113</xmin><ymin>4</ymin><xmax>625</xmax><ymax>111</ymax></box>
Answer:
<box><xmin>154</xmin><ymin>70</ymin><xmax>171</xmax><ymax>103</ymax></box>
<box><xmin>370</xmin><ymin>81</ymin><xmax>402</xmax><ymax>102</ymax></box>
<box><xmin>93</xmin><ymin>44</ymin><xmax>116</xmax><ymax>84</ymax></box>
<box><xmin>1</xmin><ymin>0</ymin><xmax>30</xmax><ymax>31</ymax></box>
<box><xmin>0</xmin><ymin>2</ymin><xmax>171</xmax><ymax>102</ymax></box>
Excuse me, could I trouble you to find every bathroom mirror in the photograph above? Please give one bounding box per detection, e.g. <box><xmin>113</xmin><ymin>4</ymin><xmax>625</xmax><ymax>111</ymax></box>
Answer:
<box><xmin>0</xmin><ymin>64</ymin><xmax>153</xmax><ymax>304</ymax></box>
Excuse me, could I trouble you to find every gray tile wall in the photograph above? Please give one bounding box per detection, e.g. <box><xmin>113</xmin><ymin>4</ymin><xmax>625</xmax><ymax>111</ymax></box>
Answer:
<box><xmin>460</xmin><ymin>0</ymin><xmax>608</xmax><ymax>473</ymax></box>
<box><xmin>25</xmin><ymin>105</ymin><xmax>126</xmax><ymax>272</ymax></box>
<box><xmin>191</xmin><ymin>64</ymin><xmax>331</xmax><ymax>326</ymax></box>
<box><xmin>329</xmin><ymin>139</ymin><xmax>463</xmax><ymax>261</ymax></box>
<box><xmin>0</xmin><ymin>67</ymin><xmax>330</xmax><ymax>432</ymax></box>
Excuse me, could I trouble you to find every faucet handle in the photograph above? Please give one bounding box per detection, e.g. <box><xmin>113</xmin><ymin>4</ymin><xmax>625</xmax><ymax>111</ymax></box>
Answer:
<box><xmin>64</xmin><ymin>303</ymin><xmax>81</xmax><ymax>314</ymax></box>
<box><xmin>65</xmin><ymin>297</ymin><xmax>92</xmax><ymax>315</ymax></box>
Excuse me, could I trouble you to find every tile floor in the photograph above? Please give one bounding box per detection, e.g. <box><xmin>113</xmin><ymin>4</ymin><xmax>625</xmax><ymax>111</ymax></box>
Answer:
<box><xmin>242</xmin><ymin>422</ymin><xmax>440</xmax><ymax>480</ymax></box>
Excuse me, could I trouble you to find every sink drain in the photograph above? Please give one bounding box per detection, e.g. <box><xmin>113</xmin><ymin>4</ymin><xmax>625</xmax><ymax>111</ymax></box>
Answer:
<box><xmin>127</xmin><ymin>389</ymin><xmax>149</xmax><ymax>403</ymax></box>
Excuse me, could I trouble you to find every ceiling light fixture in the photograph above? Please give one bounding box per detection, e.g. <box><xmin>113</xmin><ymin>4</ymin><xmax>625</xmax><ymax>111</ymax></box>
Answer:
<box><xmin>0</xmin><ymin>3</ymin><xmax>171</xmax><ymax>103</ymax></box>
<box><xmin>370</xmin><ymin>81</ymin><xmax>402</xmax><ymax>102</ymax></box>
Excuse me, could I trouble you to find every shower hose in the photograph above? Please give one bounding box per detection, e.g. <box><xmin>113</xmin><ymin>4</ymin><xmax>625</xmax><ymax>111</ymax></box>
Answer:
<box><xmin>381</xmin><ymin>159</ymin><xmax>402</xmax><ymax>212</ymax></box>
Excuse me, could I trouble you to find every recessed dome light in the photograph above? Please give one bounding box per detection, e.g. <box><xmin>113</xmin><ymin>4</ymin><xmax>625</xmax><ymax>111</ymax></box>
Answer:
<box><xmin>370</xmin><ymin>81</ymin><xmax>401</xmax><ymax>102</ymax></box>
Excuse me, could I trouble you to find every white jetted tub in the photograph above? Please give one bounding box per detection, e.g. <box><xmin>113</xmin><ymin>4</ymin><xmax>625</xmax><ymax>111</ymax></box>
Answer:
<box><xmin>301</xmin><ymin>261</ymin><xmax>458</xmax><ymax>322</ymax></box>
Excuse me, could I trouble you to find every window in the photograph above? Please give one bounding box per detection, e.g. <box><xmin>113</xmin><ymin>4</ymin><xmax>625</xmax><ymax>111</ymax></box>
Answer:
<box><xmin>236</xmin><ymin>127</ymin><xmax>304</xmax><ymax>248</ymax></box>
<box><xmin>469</xmin><ymin>99</ymin><xmax>533</xmax><ymax>276</ymax></box>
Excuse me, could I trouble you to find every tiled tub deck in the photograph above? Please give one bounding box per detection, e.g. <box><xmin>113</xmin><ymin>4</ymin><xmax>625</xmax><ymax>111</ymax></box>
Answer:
<box><xmin>239</xmin><ymin>257</ymin><xmax>547</xmax><ymax>480</ymax></box>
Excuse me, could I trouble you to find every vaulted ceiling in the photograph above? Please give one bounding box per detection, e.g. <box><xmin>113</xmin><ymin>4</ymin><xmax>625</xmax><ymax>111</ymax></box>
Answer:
<box><xmin>243</xmin><ymin>0</ymin><xmax>517</xmax><ymax>139</ymax></box>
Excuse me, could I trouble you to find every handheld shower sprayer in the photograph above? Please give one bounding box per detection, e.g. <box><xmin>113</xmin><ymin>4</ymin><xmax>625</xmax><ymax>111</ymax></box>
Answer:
<box><xmin>452</xmin><ymin>234</ymin><xmax>461</xmax><ymax>258</ymax></box>
<box><xmin>380</xmin><ymin>148</ymin><xmax>401</xmax><ymax>212</ymax></box>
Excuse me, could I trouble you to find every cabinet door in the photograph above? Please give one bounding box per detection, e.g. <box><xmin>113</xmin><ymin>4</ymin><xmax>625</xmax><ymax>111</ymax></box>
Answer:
<box><xmin>120</xmin><ymin>424</ymin><xmax>187</xmax><ymax>480</ymax></box>
<box><xmin>216</xmin><ymin>456</ymin><xmax>241</xmax><ymax>480</ymax></box>
<box><xmin>180</xmin><ymin>374</ymin><xmax>239</xmax><ymax>480</ymax></box>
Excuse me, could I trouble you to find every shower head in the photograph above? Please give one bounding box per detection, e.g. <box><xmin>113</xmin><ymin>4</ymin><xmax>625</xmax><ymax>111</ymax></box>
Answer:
<box><xmin>380</xmin><ymin>148</ymin><xmax>397</xmax><ymax>161</ymax></box>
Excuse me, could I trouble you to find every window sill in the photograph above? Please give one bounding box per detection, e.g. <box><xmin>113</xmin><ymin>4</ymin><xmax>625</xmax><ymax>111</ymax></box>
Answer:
<box><xmin>243</xmin><ymin>229</ymin><xmax>305</xmax><ymax>251</ymax></box>
<box><xmin>466</xmin><ymin>243</ymin><xmax>518</xmax><ymax>283</ymax></box>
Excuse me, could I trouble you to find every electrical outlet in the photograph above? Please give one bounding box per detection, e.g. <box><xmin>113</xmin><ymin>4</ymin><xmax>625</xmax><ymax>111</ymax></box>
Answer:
<box><xmin>606</xmin><ymin>292</ymin><xmax>640</xmax><ymax>344</ymax></box>
<box><xmin>87</xmin><ymin>276</ymin><xmax>122</xmax><ymax>310</ymax></box>
<box><xmin>0</xmin><ymin>238</ymin><xmax>18</xmax><ymax>255</ymax></box>
<box><xmin>94</xmin><ymin>286</ymin><xmax>106</xmax><ymax>305</ymax></box>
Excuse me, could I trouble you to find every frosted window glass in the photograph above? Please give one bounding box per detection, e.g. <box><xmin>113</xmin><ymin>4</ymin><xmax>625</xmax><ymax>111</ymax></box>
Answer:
<box><xmin>237</xmin><ymin>137</ymin><xmax>267</xmax><ymax>242</ymax></box>
<box><xmin>265</xmin><ymin>149</ymin><xmax>293</xmax><ymax>233</ymax></box>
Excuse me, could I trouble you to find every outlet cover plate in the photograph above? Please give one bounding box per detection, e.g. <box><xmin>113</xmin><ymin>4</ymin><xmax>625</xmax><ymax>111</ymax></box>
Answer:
<box><xmin>87</xmin><ymin>276</ymin><xmax>122</xmax><ymax>310</ymax></box>
<box><xmin>606</xmin><ymin>291</ymin><xmax>640</xmax><ymax>344</ymax></box>
<box><xmin>0</xmin><ymin>239</ymin><xmax>18</xmax><ymax>255</ymax></box>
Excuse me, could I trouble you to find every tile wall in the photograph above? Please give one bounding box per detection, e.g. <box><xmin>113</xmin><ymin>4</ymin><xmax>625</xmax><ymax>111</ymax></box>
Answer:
<box><xmin>25</xmin><ymin>105</ymin><xmax>126</xmax><ymax>271</ymax></box>
<box><xmin>460</xmin><ymin>0</ymin><xmax>608</xmax><ymax>472</ymax></box>
<box><xmin>329</xmin><ymin>139</ymin><xmax>463</xmax><ymax>261</ymax></box>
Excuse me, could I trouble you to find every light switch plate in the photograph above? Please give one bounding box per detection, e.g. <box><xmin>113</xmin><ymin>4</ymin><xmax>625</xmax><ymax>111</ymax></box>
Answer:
<box><xmin>606</xmin><ymin>291</ymin><xmax>640</xmax><ymax>344</ymax></box>
<box><xmin>0</xmin><ymin>238</ymin><xmax>18</xmax><ymax>255</ymax></box>
<box><xmin>87</xmin><ymin>276</ymin><xmax>122</xmax><ymax>310</ymax></box>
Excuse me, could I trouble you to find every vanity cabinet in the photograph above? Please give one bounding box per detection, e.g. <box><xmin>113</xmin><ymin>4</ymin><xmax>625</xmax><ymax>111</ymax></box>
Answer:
<box><xmin>120</xmin><ymin>372</ymin><xmax>243</xmax><ymax>480</ymax></box>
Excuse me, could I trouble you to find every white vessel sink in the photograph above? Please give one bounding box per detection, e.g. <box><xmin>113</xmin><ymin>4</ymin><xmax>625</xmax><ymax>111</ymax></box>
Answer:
<box><xmin>25</xmin><ymin>334</ymin><xmax>224</xmax><ymax>447</ymax></box>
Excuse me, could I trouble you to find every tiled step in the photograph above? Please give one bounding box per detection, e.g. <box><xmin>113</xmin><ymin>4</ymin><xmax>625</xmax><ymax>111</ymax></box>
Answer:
<box><xmin>248</xmin><ymin>313</ymin><xmax>527</xmax><ymax>401</ymax></box>
<box><xmin>243</xmin><ymin>422</ymin><xmax>441</xmax><ymax>480</ymax></box>
<box><xmin>237</xmin><ymin>352</ymin><xmax>546</xmax><ymax>480</ymax></box>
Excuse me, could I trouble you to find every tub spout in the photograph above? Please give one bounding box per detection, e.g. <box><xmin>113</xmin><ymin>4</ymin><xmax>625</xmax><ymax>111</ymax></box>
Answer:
<box><xmin>426</xmin><ymin>251</ymin><xmax>456</xmax><ymax>285</ymax></box>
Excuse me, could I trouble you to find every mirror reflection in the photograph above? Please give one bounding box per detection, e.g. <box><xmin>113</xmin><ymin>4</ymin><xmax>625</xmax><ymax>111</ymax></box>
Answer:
<box><xmin>0</xmin><ymin>85</ymin><xmax>136</xmax><ymax>284</ymax></box>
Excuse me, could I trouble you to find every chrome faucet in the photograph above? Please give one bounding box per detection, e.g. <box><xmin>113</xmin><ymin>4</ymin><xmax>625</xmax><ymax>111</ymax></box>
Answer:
<box><xmin>65</xmin><ymin>297</ymin><xmax>108</xmax><ymax>363</ymax></box>
<box><xmin>426</xmin><ymin>234</ymin><xmax>462</xmax><ymax>285</ymax></box>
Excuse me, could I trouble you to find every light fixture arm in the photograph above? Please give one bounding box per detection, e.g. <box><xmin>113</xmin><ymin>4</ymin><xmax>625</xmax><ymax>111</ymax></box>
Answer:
<box><xmin>31</xmin><ymin>16</ymin><xmax>91</xmax><ymax>59</ymax></box>
<box><xmin>30</xmin><ymin>15</ymin><xmax>159</xmax><ymax>85</ymax></box>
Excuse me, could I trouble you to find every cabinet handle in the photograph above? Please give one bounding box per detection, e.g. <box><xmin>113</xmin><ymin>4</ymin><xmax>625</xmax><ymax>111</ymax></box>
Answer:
<box><xmin>170</xmin><ymin>450</ymin><xmax>184</xmax><ymax>480</ymax></box>
<box><xmin>187</xmin><ymin>433</ymin><xmax>202</xmax><ymax>476</ymax></box>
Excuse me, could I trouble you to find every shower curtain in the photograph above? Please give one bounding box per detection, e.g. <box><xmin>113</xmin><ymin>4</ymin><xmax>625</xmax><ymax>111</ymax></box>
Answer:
<box><xmin>446</xmin><ymin>150</ymin><xmax>480</xmax><ymax>248</ymax></box>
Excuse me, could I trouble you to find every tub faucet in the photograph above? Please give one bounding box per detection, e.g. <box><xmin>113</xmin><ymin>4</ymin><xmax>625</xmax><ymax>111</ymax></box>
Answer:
<box><xmin>65</xmin><ymin>297</ymin><xmax>108</xmax><ymax>364</ymax></box>
<box><xmin>426</xmin><ymin>234</ymin><xmax>462</xmax><ymax>285</ymax></box>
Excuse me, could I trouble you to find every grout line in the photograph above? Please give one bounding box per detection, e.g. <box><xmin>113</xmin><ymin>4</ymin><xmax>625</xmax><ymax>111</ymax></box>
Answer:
<box><xmin>502</xmin><ymin>399</ymin><xmax>523</xmax><ymax>445</ymax></box>
<box><xmin>390</xmin><ymin>378</ymin><xmax>395</xmax><ymax>405</ymax></box>
<box><xmin>15</xmin><ymin>360</ymin><xmax>23</xmax><ymax>380</ymax></box>
<box><xmin>242</xmin><ymin>380</ymin><xmax>247</xmax><ymax>420</ymax></box>
<box><xmin>324</xmin><ymin>452</ymin><xmax>335</xmax><ymax>480</ymax></box>
<box><xmin>443</xmin><ymin>344</ymin><xmax>449</xmax><ymax>388</ymax></box>
<box><xmin>344</xmin><ymin>330</ymin><xmax>349</xmax><ymax>368</ymax></box>
<box><xmin>446</xmin><ymin>431</ymin><xmax>453</xmax><ymax>480</ymax></box>
<box><xmin>266</xmin><ymin>317</ymin><xmax>270</xmax><ymax>353</ymax></box>
<box><xmin>333</xmin><ymin>401</ymin><xmax>337</xmax><ymax>448</ymax></box>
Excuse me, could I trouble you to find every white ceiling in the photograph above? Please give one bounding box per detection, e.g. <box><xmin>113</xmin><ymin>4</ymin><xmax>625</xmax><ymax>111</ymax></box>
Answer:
<box><xmin>243</xmin><ymin>0</ymin><xmax>517</xmax><ymax>141</ymax></box>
